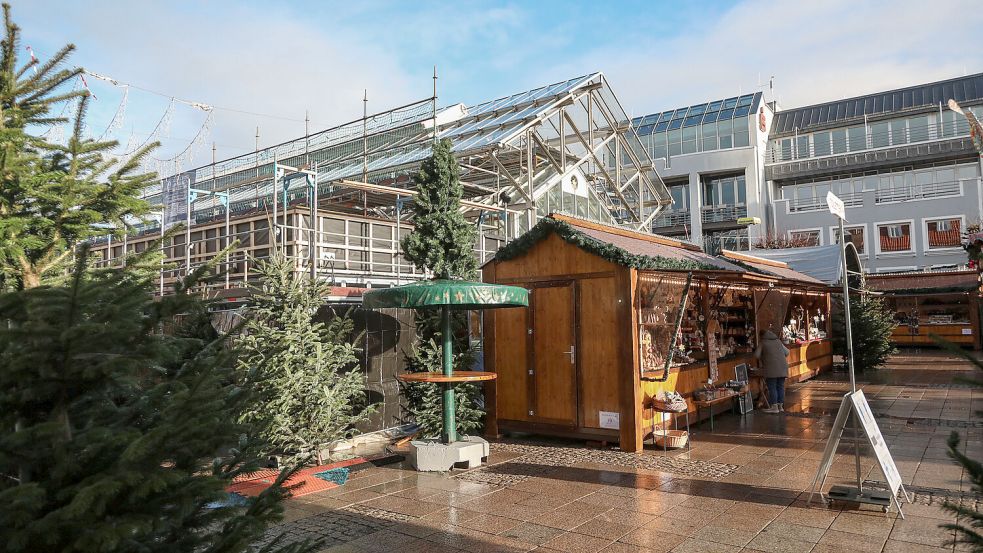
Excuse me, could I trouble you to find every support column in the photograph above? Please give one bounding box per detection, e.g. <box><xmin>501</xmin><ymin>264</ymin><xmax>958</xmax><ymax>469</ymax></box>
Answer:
<box><xmin>687</xmin><ymin>172</ymin><xmax>703</xmax><ymax>248</ymax></box>
<box><xmin>441</xmin><ymin>306</ymin><xmax>457</xmax><ymax>444</ymax></box>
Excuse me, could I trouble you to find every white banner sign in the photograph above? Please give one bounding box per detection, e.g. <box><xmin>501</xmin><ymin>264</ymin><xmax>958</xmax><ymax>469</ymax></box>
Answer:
<box><xmin>850</xmin><ymin>390</ymin><xmax>903</xmax><ymax>496</ymax></box>
<box><xmin>826</xmin><ymin>191</ymin><xmax>845</xmax><ymax>220</ymax></box>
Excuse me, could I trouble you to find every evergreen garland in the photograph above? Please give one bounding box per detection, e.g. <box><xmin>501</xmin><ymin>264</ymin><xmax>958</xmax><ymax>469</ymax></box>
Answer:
<box><xmin>494</xmin><ymin>217</ymin><xmax>715</xmax><ymax>271</ymax></box>
<box><xmin>399</xmin><ymin>139</ymin><xmax>484</xmax><ymax>438</ymax></box>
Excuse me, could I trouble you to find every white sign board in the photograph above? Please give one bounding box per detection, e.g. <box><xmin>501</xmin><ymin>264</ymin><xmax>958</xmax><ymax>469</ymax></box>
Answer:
<box><xmin>963</xmin><ymin>328</ymin><xmax>973</xmax><ymax>335</ymax></box>
<box><xmin>599</xmin><ymin>411</ymin><xmax>620</xmax><ymax>430</ymax></box>
<box><xmin>826</xmin><ymin>191</ymin><xmax>846</xmax><ymax>220</ymax></box>
<box><xmin>850</xmin><ymin>390</ymin><xmax>903</xmax><ymax>496</ymax></box>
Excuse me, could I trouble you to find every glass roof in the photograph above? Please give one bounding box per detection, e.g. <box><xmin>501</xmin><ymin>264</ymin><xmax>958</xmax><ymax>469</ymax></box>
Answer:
<box><xmin>631</xmin><ymin>92</ymin><xmax>762</xmax><ymax>136</ymax></box>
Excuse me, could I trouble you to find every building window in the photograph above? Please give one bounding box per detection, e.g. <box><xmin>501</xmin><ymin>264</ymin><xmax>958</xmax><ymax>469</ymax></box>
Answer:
<box><xmin>831</xmin><ymin>129</ymin><xmax>848</xmax><ymax>154</ymax></box>
<box><xmin>733</xmin><ymin>117</ymin><xmax>750</xmax><ymax>147</ymax></box>
<box><xmin>926</xmin><ymin>218</ymin><xmax>961</xmax><ymax>249</ymax></box>
<box><xmin>701</xmin><ymin>122</ymin><xmax>717</xmax><ymax>151</ymax></box>
<box><xmin>832</xmin><ymin>225</ymin><xmax>865</xmax><ymax>254</ymax></box>
<box><xmin>908</xmin><ymin>115</ymin><xmax>931</xmax><ymax>142</ymax></box>
<box><xmin>789</xmin><ymin>229</ymin><xmax>821</xmax><ymax>247</ymax></box>
<box><xmin>703</xmin><ymin>174</ymin><xmax>746</xmax><ymax>207</ymax></box>
<box><xmin>878</xmin><ymin>223</ymin><xmax>912</xmax><ymax>252</ymax></box>
<box><xmin>870</xmin><ymin>121</ymin><xmax>890</xmax><ymax>148</ymax></box>
<box><xmin>847</xmin><ymin>126</ymin><xmax>867</xmax><ymax>151</ymax></box>
<box><xmin>814</xmin><ymin>131</ymin><xmax>831</xmax><ymax>156</ymax></box>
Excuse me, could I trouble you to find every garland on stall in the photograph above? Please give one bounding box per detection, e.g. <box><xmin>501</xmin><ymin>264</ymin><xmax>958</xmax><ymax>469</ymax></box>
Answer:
<box><xmin>494</xmin><ymin>217</ymin><xmax>715</xmax><ymax>271</ymax></box>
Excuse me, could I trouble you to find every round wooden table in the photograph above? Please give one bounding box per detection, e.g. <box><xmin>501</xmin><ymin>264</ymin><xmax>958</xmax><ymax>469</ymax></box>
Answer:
<box><xmin>396</xmin><ymin>371</ymin><xmax>498</xmax><ymax>383</ymax></box>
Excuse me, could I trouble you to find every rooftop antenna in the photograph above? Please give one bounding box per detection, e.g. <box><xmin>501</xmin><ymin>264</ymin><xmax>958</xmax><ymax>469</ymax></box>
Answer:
<box><xmin>362</xmin><ymin>89</ymin><xmax>368</xmax><ymax>183</ymax></box>
<box><xmin>432</xmin><ymin>65</ymin><xmax>438</xmax><ymax>145</ymax></box>
<box><xmin>254</xmin><ymin>126</ymin><xmax>260</xmax><ymax>152</ymax></box>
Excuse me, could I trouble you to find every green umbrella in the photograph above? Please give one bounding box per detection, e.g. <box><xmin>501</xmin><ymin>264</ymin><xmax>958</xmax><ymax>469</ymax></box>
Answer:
<box><xmin>363</xmin><ymin>279</ymin><xmax>528</xmax><ymax>443</ymax></box>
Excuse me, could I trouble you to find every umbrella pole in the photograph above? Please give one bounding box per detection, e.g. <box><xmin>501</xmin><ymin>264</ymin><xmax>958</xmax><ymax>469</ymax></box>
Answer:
<box><xmin>441</xmin><ymin>306</ymin><xmax>457</xmax><ymax>444</ymax></box>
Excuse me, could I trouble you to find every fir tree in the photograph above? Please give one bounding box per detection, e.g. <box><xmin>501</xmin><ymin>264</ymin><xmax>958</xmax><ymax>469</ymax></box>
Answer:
<box><xmin>236</xmin><ymin>254</ymin><xmax>374</xmax><ymax>466</ymax></box>
<box><xmin>0</xmin><ymin>4</ymin><xmax>155</xmax><ymax>290</ymax></box>
<box><xmin>937</xmin><ymin>340</ymin><xmax>983</xmax><ymax>550</ymax></box>
<box><xmin>401</xmin><ymin>138</ymin><xmax>477</xmax><ymax>280</ymax></box>
<box><xmin>831</xmin><ymin>287</ymin><xmax>897</xmax><ymax>372</ymax></box>
<box><xmin>0</xmin><ymin>253</ymin><xmax>312</xmax><ymax>553</ymax></box>
<box><xmin>399</xmin><ymin>139</ymin><xmax>484</xmax><ymax>438</ymax></box>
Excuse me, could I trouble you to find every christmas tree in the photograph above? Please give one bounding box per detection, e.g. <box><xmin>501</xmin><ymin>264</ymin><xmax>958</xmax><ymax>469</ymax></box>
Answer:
<box><xmin>0</xmin><ymin>253</ymin><xmax>312</xmax><ymax>553</ymax></box>
<box><xmin>0</xmin><ymin>4</ymin><xmax>156</xmax><ymax>290</ymax></box>
<box><xmin>400</xmin><ymin>138</ymin><xmax>484</xmax><ymax>438</ymax></box>
<box><xmin>831</xmin><ymin>288</ymin><xmax>896</xmax><ymax>372</ymax></box>
<box><xmin>236</xmin><ymin>254</ymin><xmax>374</xmax><ymax>466</ymax></box>
<box><xmin>937</xmin><ymin>340</ymin><xmax>983</xmax><ymax>551</ymax></box>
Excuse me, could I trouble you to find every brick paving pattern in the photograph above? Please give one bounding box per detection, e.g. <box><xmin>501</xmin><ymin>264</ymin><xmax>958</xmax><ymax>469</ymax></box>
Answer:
<box><xmin>260</xmin><ymin>351</ymin><xmax>983</xmax><ymax>552</ymax></box>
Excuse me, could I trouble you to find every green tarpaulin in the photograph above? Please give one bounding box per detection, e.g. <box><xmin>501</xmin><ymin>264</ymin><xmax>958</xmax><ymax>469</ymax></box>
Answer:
<box><xmin>362</xmin><ymin>279</ymin><xmax>528</xmax><ymax>310</ymax></box>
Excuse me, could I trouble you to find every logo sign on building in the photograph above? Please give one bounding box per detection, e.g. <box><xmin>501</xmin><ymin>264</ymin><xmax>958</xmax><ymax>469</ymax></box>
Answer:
<box><xmin>826</xmin><ymin>191</ymin><xmax>846</xmax><ymax>220</ymax></box>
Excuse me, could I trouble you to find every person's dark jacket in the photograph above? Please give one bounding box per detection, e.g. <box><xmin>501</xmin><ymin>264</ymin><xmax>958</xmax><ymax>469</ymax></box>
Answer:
<box><xmin>754</xmin><ymin>330</ymin><xmax>790</xmax><ymax>378</ymax></box>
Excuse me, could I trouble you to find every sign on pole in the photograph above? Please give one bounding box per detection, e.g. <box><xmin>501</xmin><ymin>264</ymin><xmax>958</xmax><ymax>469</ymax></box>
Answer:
<box><xmin>826</xmin><ymin>191</ymin><xmax>845</xmax><ymax>221</ymax></box>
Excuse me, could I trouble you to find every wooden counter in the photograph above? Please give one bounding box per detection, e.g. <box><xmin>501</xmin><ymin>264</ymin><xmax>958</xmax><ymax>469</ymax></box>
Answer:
<box><xmin>639</xmin><ymin>339</ymin><xmax>832</xmax><ymax>430</ymax></box>
<box><xmin>890</xmin><ymin>323</ymin><xmax>974</xmax><ymax>347</ymax></box>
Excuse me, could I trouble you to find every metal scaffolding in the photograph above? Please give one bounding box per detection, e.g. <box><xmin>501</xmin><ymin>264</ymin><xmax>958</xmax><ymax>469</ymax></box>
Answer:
<box><xmin>89</xmin><ymin>72</ymin><xmax>671</xmax><ymax>296</ymax></box>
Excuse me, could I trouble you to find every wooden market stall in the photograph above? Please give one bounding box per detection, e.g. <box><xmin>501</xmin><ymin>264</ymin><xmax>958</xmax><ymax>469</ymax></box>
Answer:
<box><xmin>867</xmin><ymin>270</ymin><xmax>981</xmax><ymax>350</ymax></box>
<box><xmin>482</xmin><ymin>214</ymin><xmax>833</xmax><ymax>452</ymax></box>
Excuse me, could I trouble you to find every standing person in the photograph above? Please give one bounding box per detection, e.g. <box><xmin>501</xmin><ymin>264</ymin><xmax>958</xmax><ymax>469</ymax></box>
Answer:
<box><xmin>754</xmin><ymin>328</ymin><xmax>790</xmax><ymax>414</ymax></box>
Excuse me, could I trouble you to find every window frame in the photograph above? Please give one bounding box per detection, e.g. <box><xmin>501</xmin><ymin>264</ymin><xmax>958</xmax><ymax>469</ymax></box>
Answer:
<box><xmin>923</xmin><ymin>215</ymin><xmax>965</xmax><ymax>251</ymax></box>
<box><xmin>788</xmin><ymin>228</ymin><xmax>823</xmax><ymax>247</ymax></box>
<box><xmin>875</xmin><ymin>219</ymin><xmax>916</xmax><ymax>255</ymax></box>
<box><xmin>828</xmin><ymin>224</ymin><xmax>867</xmax><ymax>256</ymax></box>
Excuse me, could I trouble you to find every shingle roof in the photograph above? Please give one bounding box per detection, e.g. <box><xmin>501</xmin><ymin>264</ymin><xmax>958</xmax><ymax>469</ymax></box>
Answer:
<box><xmin>571</xmin><ymin>222</ymin><xmax>746</xmax><ymax>272</ymax></box>
<box><xmin>772</xmin><ymin>72</ymin><xmax>983</xmax><ymax>136</ymax></box>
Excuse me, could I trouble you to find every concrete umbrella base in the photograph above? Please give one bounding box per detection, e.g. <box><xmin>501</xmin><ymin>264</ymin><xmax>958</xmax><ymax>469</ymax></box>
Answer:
<box><xmin>409</xmin><ymin>436</ymin><xmax>490</xmax><ymax>472</ymax></box>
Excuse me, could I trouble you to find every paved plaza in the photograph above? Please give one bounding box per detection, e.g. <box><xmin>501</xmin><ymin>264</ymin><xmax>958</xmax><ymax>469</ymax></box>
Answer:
<box><xmin>265</xmin><ymin>350</ymin><xmax>983</xmax><ymax>552</ymax></box>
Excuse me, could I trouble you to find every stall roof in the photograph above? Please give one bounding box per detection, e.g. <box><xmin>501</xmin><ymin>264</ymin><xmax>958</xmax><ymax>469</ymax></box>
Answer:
<box><xmin>494</xmin><ymin>214</ymin><xmax>753</xmax><ymax>273</ymax></box>
<box><xmin>743</xmin><ymin>244</ymin><xmax>861</xmax><ymax>285</ymax></box>
<box><xmin>721</xmin><ymin>250</ymin><xmax>826</xmax><ymax>285</ymax></box>
<box><xmin>866</xmin><ymin>269</ymin><xmax>979</xmax><ymax>294</ymax></box>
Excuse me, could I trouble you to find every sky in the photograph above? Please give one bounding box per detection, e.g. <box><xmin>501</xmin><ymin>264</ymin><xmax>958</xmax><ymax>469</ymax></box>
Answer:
<box><xmin>15</xmin><ymin>0</ymin><xmax>981</xmax><ymax>172</ymax></box>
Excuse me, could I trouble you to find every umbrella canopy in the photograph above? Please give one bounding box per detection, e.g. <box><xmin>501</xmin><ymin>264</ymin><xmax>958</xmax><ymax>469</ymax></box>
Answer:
<box><xmin>362</xmin><ymin>279</ymin><xmax>528</xmax><ymax>310</ymax></box>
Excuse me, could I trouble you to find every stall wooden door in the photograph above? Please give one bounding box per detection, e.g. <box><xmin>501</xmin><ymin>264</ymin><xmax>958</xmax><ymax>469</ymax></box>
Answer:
<box><xmin>530</xmin><ymin>282</ymin><xmax>578</xmax><ymax>425</ymax></box>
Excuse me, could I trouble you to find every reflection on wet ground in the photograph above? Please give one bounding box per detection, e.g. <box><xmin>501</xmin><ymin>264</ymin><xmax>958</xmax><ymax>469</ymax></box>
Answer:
<box><xmin>266</xmin><ymin>349</ymin><xmax>982</xmax><ymax>552</ymax></box>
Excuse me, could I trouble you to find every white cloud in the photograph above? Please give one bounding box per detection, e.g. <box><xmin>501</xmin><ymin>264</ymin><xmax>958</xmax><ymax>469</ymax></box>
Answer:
<box><xmin>18</xmin><ymin>1</ymin><xmax>421</xmax><ymax>164</ymax></box>
<box><xmin>554</xmin><ymin>0</ymin><xmax>981</xmax><ymax>114</ymax></box>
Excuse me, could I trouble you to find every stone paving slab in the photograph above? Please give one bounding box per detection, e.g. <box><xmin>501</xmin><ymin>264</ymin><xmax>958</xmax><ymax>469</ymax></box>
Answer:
<box><xmin>262</xmin><ymin>351</ymin><xmax>981</xmax><ymax>552</ymax></box>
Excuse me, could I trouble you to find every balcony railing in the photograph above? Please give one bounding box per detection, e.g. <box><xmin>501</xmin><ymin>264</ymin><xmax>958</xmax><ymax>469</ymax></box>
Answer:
<box><xmin>701</xmin><ymin>204</ymin><xmax>747</xmax><ymax>223</ymax></box>
<box><xmin>874</xmin><ymin>180</ymin><xmax>962</xmax><ymax>204</ymax></box>
<box><xmin>653</xmin><ymin>210</ymin><xmax>690</xmax><ymax>228</ymax></box>
<box><xmin>787</xmin><ymin>192</ymin><xmax>864</xmax><ymax>213</ymax></box>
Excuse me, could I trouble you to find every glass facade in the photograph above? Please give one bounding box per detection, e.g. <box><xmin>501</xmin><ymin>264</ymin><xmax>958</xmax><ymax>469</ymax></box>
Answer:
<box><xmin>629</xmin><ymin>93</ymin><xmax>760</xmax><ymax>162</ymax></box>
<box><xmin>768</xmin><ymin>106</ymin><xmax>982</xmax><ymax>163</ymax></box>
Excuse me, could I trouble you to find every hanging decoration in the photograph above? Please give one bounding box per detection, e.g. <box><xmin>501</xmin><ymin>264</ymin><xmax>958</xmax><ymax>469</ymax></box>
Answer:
<box><xmin>97</xmin><ymin>85</ymin><xmax>129</xmax><ymax>142</ymax></box>
<box><xmin>25</xmin><ymin>45</ymin><xmax>38</xmax><ymax>75</ymax></box>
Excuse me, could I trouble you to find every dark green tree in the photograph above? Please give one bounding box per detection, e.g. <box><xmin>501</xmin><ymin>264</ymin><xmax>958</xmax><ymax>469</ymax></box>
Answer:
<box><xmin>0</xmin><ymin>252</ymin><xmax>311</xmax><ymax>553</ymax></box>
<box><xmin>236</xmin><ymin>254</ymin><xmax>374</xmax><ymax>466</ymax></box>
<box><xmin>400</xmin><ymin>139</ymin><xmax>484</xmax><ymax>438</ymax></box>
<box><xmin>831</xmin><ymin>288</ymin><xmax>897</xmax><ymax>371</ymax></box>
<box><xmin>935</xmin><ymin>338</ymin><xmax>983</xmax><ymax>550</ymax></box>
<box><xmin>0</xmin><ymin>3</ymin><xmax>155</xmax><ymax>290</ymax></box>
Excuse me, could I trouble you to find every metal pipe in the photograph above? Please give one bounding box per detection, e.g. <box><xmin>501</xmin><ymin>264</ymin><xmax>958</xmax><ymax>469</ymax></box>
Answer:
<box><xmin>441</xmin><ymin>306</ymin><xmax>456</xmax><ymax>444</ymax></box>
<box><xmin>840</xmin><ymin>217</ymin><xmax>863</xmax><ymax>492</ymax></box>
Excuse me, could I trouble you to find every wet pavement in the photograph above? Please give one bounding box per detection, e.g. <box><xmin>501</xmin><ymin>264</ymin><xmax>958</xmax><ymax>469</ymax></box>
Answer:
<box><xmin>265</xmin><ymin>350</ymin><xmax>983</xmax><ymax>552</ymax></box>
